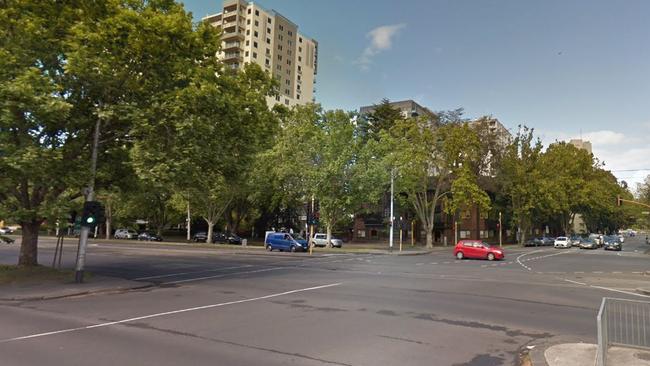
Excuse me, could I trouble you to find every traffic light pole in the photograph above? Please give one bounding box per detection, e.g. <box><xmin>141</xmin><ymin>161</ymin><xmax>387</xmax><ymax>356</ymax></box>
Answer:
<box><xmin>75</xmin><ymin>119</ymin><xmax>101</xmax><ymax>283</ymax></box>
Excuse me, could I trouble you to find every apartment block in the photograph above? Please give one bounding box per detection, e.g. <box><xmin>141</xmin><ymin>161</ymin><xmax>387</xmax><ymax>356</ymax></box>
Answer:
<box><xmin>359</xmin><ymin>99</ymin><xmax>437</xmax><ymax>122</ymax></box>
<box><xmin>203</xmin><ymin>0</ymin><xmax>318</xmax><ymax>107</ymax></box>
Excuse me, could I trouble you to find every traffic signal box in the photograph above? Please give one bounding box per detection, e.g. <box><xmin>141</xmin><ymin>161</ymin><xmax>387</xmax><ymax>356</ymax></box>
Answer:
<box><xmin>80</xmin><ymin>201</ymin><xmax>105</xmax><ymax>227</ymax></box>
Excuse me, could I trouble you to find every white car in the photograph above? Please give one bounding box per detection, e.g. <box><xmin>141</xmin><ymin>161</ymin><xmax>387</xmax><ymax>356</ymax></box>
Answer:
<box><xmin>0</xmin><ymin>227</ymin><xmax>14</xmax><ymax>235</ymax></box>
<box><xmin>312</xmin><ymin>233</ymin><xmax>343</xmax><ymax>248</ymax></box>
<box><xmin>114</xmin><ymin>228</ymin><xmax>137</xmax><ymax>239</ymax></box>
<box><xmin>554</xmin><ymin>236</ymin><xmax>571</xmax><ymax>248</ymax></box>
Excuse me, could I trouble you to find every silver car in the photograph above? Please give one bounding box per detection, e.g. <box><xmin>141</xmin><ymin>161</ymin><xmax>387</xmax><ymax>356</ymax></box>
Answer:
<box><xmin>312</xmin><ymin>233</ymin><xmax>343</xmax><ymax>248</ymax></box>
<box><xmin>114</xmin><ymin>228</ymin><xmax>137</xmax><ymax>239</ymax></box>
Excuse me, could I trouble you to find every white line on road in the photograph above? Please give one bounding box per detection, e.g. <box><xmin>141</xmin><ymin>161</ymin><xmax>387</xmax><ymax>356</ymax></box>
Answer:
<box><xmin>589</xmin><ymin>285</ymin><xmax>650</xmax><ymax>299</ymax></box>
<box><xmin>564</xmin><ymin>279</ymin><xmax>587</xmax><ymax>286</ymax></box>
<box><xmin>133</xmin><ymin>265</ymin><xmax>254</xmax><ymax>281</ymax></box>
<box><xmin>0</xmin><ymin>283</ymin><xmax>342</xmax><ymax>343</ymax></box>
<box><xmin>164</xmin><ymin>267</ymin><xmax>284</xmax><ymax>285</ymax></box>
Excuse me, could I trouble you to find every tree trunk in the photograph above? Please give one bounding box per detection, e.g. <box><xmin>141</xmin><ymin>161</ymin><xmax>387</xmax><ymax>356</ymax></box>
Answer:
<box><xmin>206</xmin><ymin>221</ymin><xmax>215</xmax><ymax>244</ymax></box>
<box><xmin>326</xmin><ymin>224</ymin><xmax>333</xmax><ymax>249</ymax></box>
<box><xmin>425</xmin><ymin>227</ymin><xmax>433</xmax><ymax>249</ymax></box>
<box><xmin>105</xmin><ymin>199</ymin><xmax>112</xmax><ymax>239</ymax></box>
<box><xmin>19</xmin><ymin>220</ymin><xmax>41</xmax><ymax>266</ymax></box>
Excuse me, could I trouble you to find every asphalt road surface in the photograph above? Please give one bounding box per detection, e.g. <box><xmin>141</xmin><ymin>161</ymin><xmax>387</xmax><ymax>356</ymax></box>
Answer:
<box><xmin>0</xmin><ymin>236</ymin><xmax>648</xmax><ymax>366</ymax></box>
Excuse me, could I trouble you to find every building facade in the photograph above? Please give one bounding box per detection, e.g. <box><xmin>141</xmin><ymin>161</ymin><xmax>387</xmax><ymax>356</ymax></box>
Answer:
<box><xmin>359</xmin><ymin>99</ymin><xmax>436</xmax><ymax>121</ymax></box>
<box><xmin>569</xmin><ymin>139</ymin><xmax>593</xmax><ymax>154</ymax></box>
<box><xmin>203</xmin><ymin>0</ymin><xmax>318</xmax><ymax>107</ymax></box>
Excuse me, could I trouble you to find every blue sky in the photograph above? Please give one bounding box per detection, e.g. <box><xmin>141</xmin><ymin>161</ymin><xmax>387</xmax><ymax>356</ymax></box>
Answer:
<box><xmin>183</xmin><ymin>0</ymin><xmax>650</xmax><ymax>188</ymax></box>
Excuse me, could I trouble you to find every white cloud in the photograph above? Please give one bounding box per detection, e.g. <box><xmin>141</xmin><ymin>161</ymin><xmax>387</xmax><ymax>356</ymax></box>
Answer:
<box><xmin>573</xmin><ymin>130</ymin><xmax>625</xmax><ymax>146</ymax></box>
<box><xmin>356</xmin><ymin>23</ymin><xmax>405</xmax><ymax>71</ymax></box>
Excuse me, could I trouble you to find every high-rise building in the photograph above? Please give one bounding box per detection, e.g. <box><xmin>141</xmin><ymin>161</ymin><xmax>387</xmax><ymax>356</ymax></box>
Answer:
<box><xmin>569</xmin><ymin>139</ymin><xmax>593</xmax><ymax>154</ymax></box>
<box><xmin>203</xmin><ymin>0</ymin><xmax>318</xmax><ymax>107</ymax></box>
<box><xmin>359</xmin><ymin>99</ymin><xmax>436</xmax><ymax>122</ymax></box>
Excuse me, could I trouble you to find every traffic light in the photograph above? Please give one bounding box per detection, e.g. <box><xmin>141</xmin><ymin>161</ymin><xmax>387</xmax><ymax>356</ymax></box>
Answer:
<box><xmin>80</xmin><ymin>201</ymin><xmax>105</xmax><ymax>227</ymax></box>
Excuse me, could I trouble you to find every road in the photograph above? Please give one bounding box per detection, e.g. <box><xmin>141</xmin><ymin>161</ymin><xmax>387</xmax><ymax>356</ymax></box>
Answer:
<box><xmin>0</xmin><ymin>236</ymin><xmax>648</xmax><ymax>366</ymax></box>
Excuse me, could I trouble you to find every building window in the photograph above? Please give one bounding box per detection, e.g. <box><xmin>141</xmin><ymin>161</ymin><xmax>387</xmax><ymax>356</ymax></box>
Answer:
<box><xmin>265</xmin><ymin>58</ymin><xmax>270</xmax><ymax>66</ymax></box>
<box><xmin>278</xmin><ymin>45</ymin><xmax>282</xmax><ymax>51</ymax></box>
<box><xmin>288</xmin><ymin>40</ymin><xmax>292</xmax><ymax>46</ymax></box>
<box><xmin>245</xmin><ymin>40</ymin><xmax>250</xmax><ymax>46</ymax></box>
<box><xmin>275</xmin><ymin>95</ymin><xmax>280</xmax><ymax>101</ymax></box>
<box><xmin>267</xmin><ymin>27</ymin><xmax>271</xmax><ymax>34</ymax></box>
<box><xmin>357</xmin><ymin>230</ymin><xmax>366</xmax><ymax>238</ymax></box>
<box><xmin>297</xmin><ymin>85</ymin><xmax>300</xmax><ymax>90</ymax></box>
<box><xmin>296</xmin><ymin>94</ymin><xmax>300</xmax><ymax>100</ymax></box>
<box><xmin>285</xmin><ymin>98</ymin><xmax>289</xmax><ymax>105</ymax></box>
<box><xmin>253</xmin><ymin>41</ymin><xmax>258</xmax><ymax>48</ymax></box>
<box><xmin>254</xmin><ymin>20</ymin><xmax>259</xmax><ymax>26</ymax></box>
<box><xmin>276</xmin><ymin>65</ymin><xmax>281</xmax><ymax>71</ymax></box>
<box><xmin>279</xmin><ymin>35</ymin><xmax>283</xmax><ymax>41</ymax></box>
<box><xmin>299</xmin><ymin>37</ymin><xmax>302</xmax><ymax>43</ymax></box>
<box><xmin>252</xmin><ymin>52</ymin><xmax>257</xmax><ymax>58</ymax></box>
<box><xmin>245</xmin><ymin>51</ymin><xmax>249</xmax><ymax>57</ymax></box>
<box><xmin>277</xmin><ymin>54</ymin><xmax>282</xmax><ymax>60</ymax></box>
<box><xmin>286</xmin><ymin>59</ymin><xmax>291</xmax><ymax>65</ymax></box>
<box><xmin>255</xmin><ymin>9</ymin><xmax>259</xmax><ymax>16</ymax></box>
<box><xmin>297</xmin><ymin>65</ymin><xmax>302</xmax><ymax>72</ymax></box>
<box><xmin>254</xmin><ymin>31</ymin><xmax>258</xmax><ymax>37</ymax></box>
<box><xmin>285</xmin><ymin>80</ymin><xmax>290</xmax><ymax>85</ymax></box>
<box><xmin>247</xmin><ymin>8</ymin><xmax>251</xmax><ymax>14</ymax></box>
<box><xmin>246</xmin><ymin>29</ymin><xmax>250</xmax><ymax>35</ymax></box>
<box><xmin>460</xmin><ymin>230</ymin><xmax>471</xmax><ymax>239</ymax></box>
<box><xmin>279</xmin><ymin>25</ymin><xmax>284</xmax><ymax>31</ymax></box>
<box><xmin>266</xmin><ymin>48</ymin><xmax>270</xmax><ymax>55</ymax></box>
<box><xmin>266</xmin><ymin>38</ymin><xmax>270</xmax><ymax>44</ymax></box>
<box><xmin>288</xmin><ymin>30</ymin><xmax>293</xmax><ymax>36</ymax></box>
<box><xmin>267</xmin><ymin>17</ymin><xmax>271</xmax><ymax>24</ymax></box>
<box><xmin>298</xmin><ymin>56</ymin><xmax>301</xmax><ymax>62</ymax></box>
<box><xmin>480</xmin><ymin>230</ymin><xmax>489</xmax><ymax>239</ymax></box>
<box><xmin>247</xmin><ymin>19</ymin><xmax>251</xmax><ymax>25</ymax></box>
<box><xmin>299</xmin><ymin>47</ymin><xmax>302</xmax><ymax>52</ymax></box>
<box><xmin>462</xmin><ymin>209</ymin><xmax>471</xmax><ymax>219</ymax></box>
<box><xmin>297</xmin><ymin>75</ymin><xmax>301</xmax><ymax>81</ymax></box>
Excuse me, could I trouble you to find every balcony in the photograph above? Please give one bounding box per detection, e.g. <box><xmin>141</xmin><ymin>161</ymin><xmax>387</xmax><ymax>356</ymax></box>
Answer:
<box><xmin>222</xmin><ymin>28</ymin><xmax>244</xmax><ymax>41</ymax></box>
<box><xmin>223</xmin><ymin>52</ymin><xmax>243</xmax><ymax>63</ymax></box>
<box><xmin>223</xmin><ymin>41</ymin><xmax>241</xmax><ymax>51</ymax></box>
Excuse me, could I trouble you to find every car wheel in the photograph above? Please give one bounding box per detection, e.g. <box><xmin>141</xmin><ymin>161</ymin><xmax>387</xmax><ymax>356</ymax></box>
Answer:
<box><xmin>456</xmin><ymin>251</ymin><xmax>464</xmax><ymax>260</ymax></box>
<box><xmin>290</xmin><ymin>245</ymin><xmax>296</xmax><ymax>253</ymax></box>
<box><xmin>266</xmin><ymin>245</ymin><xmax>272</xmax><ymax>251</ymax></box>
<box><xmin>487</xmin><ymin>253</ymin><xmax>495</xmax><ymax>261</ymax></box>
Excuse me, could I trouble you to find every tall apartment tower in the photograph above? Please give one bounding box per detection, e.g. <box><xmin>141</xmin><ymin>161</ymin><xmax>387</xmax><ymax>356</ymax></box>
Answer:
<box><xmin>203</xmin><ymin>0</ymin><xmax>318</xmax><ymax>107</ymax></box>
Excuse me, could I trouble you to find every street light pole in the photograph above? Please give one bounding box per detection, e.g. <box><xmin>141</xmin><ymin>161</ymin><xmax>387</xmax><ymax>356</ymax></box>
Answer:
<box><xmin>499</xmin><ymin>211</ymin><xmax>502</xmax><ymax>248</ymax></box>
<box><xmin>389</xmin><ymin>169</ymin><xmax>394</xmax><ymax>252</ymax></box>
<box><xmin>75</xmin><ymin>118</ymin><xmax>101</xmax><ymax>283</ymax></box>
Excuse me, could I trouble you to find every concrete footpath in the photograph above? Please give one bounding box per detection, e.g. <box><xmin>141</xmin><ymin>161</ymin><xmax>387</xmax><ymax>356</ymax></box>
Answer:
<box><xmin>0</xmin><ymin>275</ymin><xmax>153</xmax><ymax>302</ymax></box>
<box><xmin>527</xmin><ymin>339</ymin><xmax>650</xmax><ymax>366</ymax></box>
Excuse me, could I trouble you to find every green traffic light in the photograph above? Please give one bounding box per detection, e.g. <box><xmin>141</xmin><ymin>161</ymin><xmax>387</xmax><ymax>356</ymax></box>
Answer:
<box><xmin>86</xmin><ymin>217</ymin><xmax>95</xmax><ymax>224</ymax></box>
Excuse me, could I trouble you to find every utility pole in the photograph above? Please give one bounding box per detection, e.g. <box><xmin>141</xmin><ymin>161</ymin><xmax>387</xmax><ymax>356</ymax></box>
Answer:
<box><xmin>498</xmin><ymin>211</ymin><xmax>502</xmax><ymax>248</ymax></box>
<box><xmin>411</xmin><ymin>220</ymin><xmax>415</xmax><ymax>246</ymax></box>
<box><xmin>309</xmin><ymin>194</ymin><xmax>315</xmax><ymax>255</ymax></box>
<box><xmin>186</xmin><ymin>199</ymin><xmax>191</xmax><ymax>242</ymax></box>
<box><xmin>454</xmin><ymin>220</ymin><xmax>458</xmax><ymax>244</ymax></box>
<box><xmin>75</xmin><ymin>119</ymin><xmax>101</xmax><ymax>284</ymax></box>
<box><xmin>389</xmin><ymin>170</ymin><xmax>394</xmax><ymax>252</ymax></box>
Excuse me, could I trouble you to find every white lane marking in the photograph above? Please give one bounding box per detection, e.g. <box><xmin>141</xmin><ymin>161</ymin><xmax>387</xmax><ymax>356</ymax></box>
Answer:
<box><xmin>516</xmin><ymin>250</ymin><xmax>544</xmax><ymax>271</ymax></box>
<box><xmin>574</xmin><ymin>271</ymin><xmax>584</xmax><ymax>274</ymax></box>
<box><xmin>589</xmin><ymin>285</ymin><xmax>650</xmax><ymax>299</ymax></box>
<box><xmin>592</xmin><ymin>271</ymin><xmax>604</xmax><ymax>274</ymax></box>
<box><xmin>564</xmin><ymin>279</ymin><xmax>587</xmax><ymax>286</ymax></box>
<box><xmin>164</xmin><ymin>267</ymin><xmax>284</xmax><ymax>285</ymax></box>
<box><xmin>431</xmin><ymin>262</ymin><xmax>438</xmax><ymax>265</ymax></box>
<box><xmin>0</xmin><ymin>282</ymin><xmax>342</xmax><ymax>343</ymax></box>
<box><xmin>133</xmin><ymin>265</ymin><xmax>254</xmax><ymax>281</ymax></box>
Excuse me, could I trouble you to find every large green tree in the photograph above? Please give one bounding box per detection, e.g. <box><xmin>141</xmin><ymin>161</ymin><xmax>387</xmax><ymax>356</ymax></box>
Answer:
<box><xmin>0</xmin><ymin>0</ymin><xmax>224</xmax><ymax>265</ymax></box>
<box><xmin>381</xmin><ymin>118</ymin><xmax>488</xmax><ymax>248</ymax></box>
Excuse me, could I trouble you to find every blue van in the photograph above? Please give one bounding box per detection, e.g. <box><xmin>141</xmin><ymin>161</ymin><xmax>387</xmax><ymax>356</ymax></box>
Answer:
<box><xmin>265</xmin><ymin>233</ymin><xmax>308</xmax><ymax>252</ymax></box>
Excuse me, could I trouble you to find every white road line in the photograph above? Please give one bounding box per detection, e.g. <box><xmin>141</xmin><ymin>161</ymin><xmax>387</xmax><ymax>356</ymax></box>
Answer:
<box><xmin>564</xmin><ymin>279</ymin><xmax>587</xmax><ymax>286</ymax></box>
<box><xmin>164</xmin><ymin>267</ymin><xmax>284</xmax><ymax>285</ymax></box>
<box><xmin>0</xmin><ymin>283</ymin><xmax>342</xmax><ymax>343</ymax></box>
<box><xmin>133</xmin><ymin>265</ymin><xmax>254</xmax><ymax>281</ymax></box>
<box><xmin>416</xmin><ymin>263</ymin><xmax>424</xmax><ymax>266</ymax></box>
<box><xmin>589</xmin><ymin>285</ymin><xmax>650</xmax><ymax>299</ymax></box>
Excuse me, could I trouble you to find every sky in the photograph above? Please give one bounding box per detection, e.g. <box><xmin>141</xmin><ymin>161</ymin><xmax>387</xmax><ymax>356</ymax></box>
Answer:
<box><xmin>182</xmin><ymin>0</ymin><xmax>650</xmax><ymax>190</ymax></box>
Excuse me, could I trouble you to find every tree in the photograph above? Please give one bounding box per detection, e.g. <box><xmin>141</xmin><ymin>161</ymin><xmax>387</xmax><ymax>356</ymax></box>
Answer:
<box><xmin>381</xmin><ymin>117</ymin><xmax>488</xmax><ymax>248</ymax></box>
<box><xmin>359</xmin><ymin>98</ymin><xmax>404</xmax><ymax>141</ymax></box>
<box><xmin>0</xmin><ymin>0</ymin><xmax>228</xmax><ymax>265</ymax></box>
<box><xmin>496</xmin><ymin>126</ymin><xmax>545</xmax><ymax>244</ymax></box>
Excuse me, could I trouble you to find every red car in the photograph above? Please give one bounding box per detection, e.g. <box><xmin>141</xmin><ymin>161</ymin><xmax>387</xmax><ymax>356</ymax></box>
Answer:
<box><xmin>454</xmin><ymin>240</ymin><xmax>504</xmax><ymax>261</ymax></box>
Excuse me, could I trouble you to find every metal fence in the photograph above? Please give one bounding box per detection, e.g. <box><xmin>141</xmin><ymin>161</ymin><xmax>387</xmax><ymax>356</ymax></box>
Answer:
<box><xmin>597</xmin><ymin>297</ymin><xmax>650</xmax><ymax>366</ymax></box>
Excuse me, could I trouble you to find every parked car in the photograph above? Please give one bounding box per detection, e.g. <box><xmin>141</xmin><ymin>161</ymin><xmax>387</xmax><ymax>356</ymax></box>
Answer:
<box><xmin>312</xmin><ymin>233</ymin><xmax>343</xmax><ymax>248</ymax></box>
<box><xmin>0</xmin><ymin>226</ymin><xmax>14</xmax><ymax>235</ymax></box>
<box><xmin>579</xmin><ymin>238</ymin><xmax>599</xmax><ymax>249</ymax></box>
<box><xmin>265</xmin><ymin>232</ymin><xmax>308</xmax><ymax>252</ymax></box>
<box><xmin>554</xmin><ymin>236</ymin><xmax>571</xmax><ymax>249</ymax></box>
<box><xmin>138</xmin><ymin>232</ymin><xmax>163</xmax><ymax>242</ymax></box>
<box><xmin>569</xmin><ymin>235</ymin><xmax>582</xmax><ymax>247</ymax></box>
<box><xmin>454</xmin><ymin>240</ymin><xmax>504</xmax><ymax>261</ymax></box>
<box><xmin>224</xmin><ymin>233</ymin><xmax>242</xmax><ymax>244</ymax></box>
<box><xmin>114</xmin><ymin>228</ymin><xmax>138</xmax><ymax>240</ymax></box>
<box><xmin>192</xmin><ymin>231</ymin><xmax>214</xmax><ymax>243</ymax></box>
